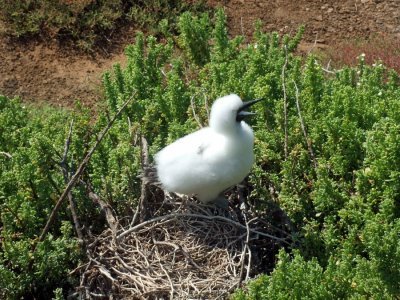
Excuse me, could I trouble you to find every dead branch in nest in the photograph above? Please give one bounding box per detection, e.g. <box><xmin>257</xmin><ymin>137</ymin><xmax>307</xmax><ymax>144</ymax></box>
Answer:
<box><xmin>118</xmin><ymin>212</ymin><xmax>289</xmax><ymax>244</ymax></box>
<box><xmin>87</xmin><ymin>184</ymin><xmax>119</xmax><ymax>238</ymax></box>
<box><xmin>75</xmin><ymin>194</ymin><xmax>292</xmax><ymax>299</ymax></box>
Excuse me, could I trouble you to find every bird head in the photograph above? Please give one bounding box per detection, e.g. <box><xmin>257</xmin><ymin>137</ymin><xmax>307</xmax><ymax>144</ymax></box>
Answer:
<box><xmin>209</xmin><ymin>94</ymin><xmax>263</xmax><ymax>133</ymax></box>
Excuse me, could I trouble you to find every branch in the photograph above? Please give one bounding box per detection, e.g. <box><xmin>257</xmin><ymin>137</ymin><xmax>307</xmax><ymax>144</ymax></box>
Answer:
<box><xmin>69</xmin><ymin>193</ymin><xmax>84</xmax><ymax>241</ymax></box>
<box><xmin>293</xmin><ymin>81</ymin><xmax>318</xmax><ymax>169</ymax></box>
<box><xmin>238</xmin><ymin>214</ymin><xmax>252</xmax><ymax>285</ymax></box>
<box><xmin>118</xmin><ymin>213</ymin><xmax>289</xmax><ymax>244</ymax></box>
<box><xmin>87</xmin><ymin>187</ymin><xmax>118</xmax><ymax>237</ymax></box>
<box><xmin>61</xmin><ymin>119</ymin><xmax>74</xmax><ymax>170</ymax></box>
<box><xmin>281</xmin><ymin>45</ymin><xmax>289</xmax><ymax>159</ymax></box>
<box><xmin>37</xmin><ymin>96</ymin><xmax>133</xmax><ymax>243</ymax></box>
<box><xmin>307</xmin><ymin>33</ymin><xmax>319</xmax><ymax>55</ymax></box>
<box><xmin>203</xmin><ymin>91</ymin><xmax>210</xmax><ymax>122</ymax></box>
<box><xmin>245</xmin><ymin>216</ymin><xmax>253</xmax><ymax>281</ymax></box>
<box><xmin>190</xmin><ymin>95</ymin><xmax>203</xmax><ymax>128</ymax></box>
<box><xmin>321</xmin><ymin>67</ymin><xmax>337</xmax><ymax>74</ymax></box>
<box><xmin>132</xmin><ymin>135</ymin><xmax>150</xmax><ymax>225</ymax></box>
<box><xmin>59</xmin><ymin>119</ymin><xmax>84</xmax><ymax>241</ymax></box>
<box><xmin>0</xmin><ymin>151</ymin><xmax>12</xmax><ymax>159</ymax></box>
<box><xmin>322</xmin><ymin>59</ymin><xmax>341</xmax><ymax>74</ymax></box>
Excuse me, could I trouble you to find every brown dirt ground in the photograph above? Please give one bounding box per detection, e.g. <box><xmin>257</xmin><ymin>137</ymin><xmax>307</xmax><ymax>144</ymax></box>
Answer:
<box><xmin>0</xmin><ymin>0</ymin><xmax>399</xmax><ymax>110</ymax></box>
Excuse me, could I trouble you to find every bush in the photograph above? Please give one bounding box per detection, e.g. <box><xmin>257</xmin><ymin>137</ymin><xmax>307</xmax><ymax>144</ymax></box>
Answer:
<box><xmin>127</xmin><ymin>0</ymin><xmax>208</xmax><ymax>37</ymax></box>
<box><xmin>232</xmin><ymin>36</ymin><xmax>400</xmax><ymax>300</ymax></box>
<box><xmin>324</xmin><ymin>33</ymin><xmax>400</xmax><ymax>73</ymax></box>
<box><xmin>0</xmin><ymin>98</ymin><xmax>83</xmax><ymax>298</ymax></box>
<box><xmin>0</xmin><ymin>0</ymin><xmax>209</xmax><ymax>50</ymax></box>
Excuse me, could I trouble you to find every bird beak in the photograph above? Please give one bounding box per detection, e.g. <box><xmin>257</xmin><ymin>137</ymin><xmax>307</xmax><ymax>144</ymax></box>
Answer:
<box><xmin>236</xmin><ymin>98</ymin><xmax>264</xmax><ymax>122</ymax></box>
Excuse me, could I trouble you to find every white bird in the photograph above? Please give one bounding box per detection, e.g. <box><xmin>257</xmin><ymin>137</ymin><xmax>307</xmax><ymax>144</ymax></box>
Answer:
<box><xmin>154</xmin><ymin>94</ymin><xmax>262</xmax><ymax>206</ymax></box>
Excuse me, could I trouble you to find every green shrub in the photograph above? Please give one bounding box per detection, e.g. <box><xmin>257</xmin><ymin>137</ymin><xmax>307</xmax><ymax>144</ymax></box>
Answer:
<box><xmin>127</xmin><ymin>0</ymin><xmax>208</xmax><ymax>37</ymax></box>
<box><xmin>0</xmin><ymin>0</ymin><xmax>122</xmax><ymax>48</ymax></box>
<box><xmin>0</xmin><ymin>0</ymin><xmax>209</xmax><ymax>51</ymax></box>
<box><xmin>0</xmin><ymin>98</ymin><xmax>84</xmax><ymax>298</ymax></box>
<box><xmin>231</xmin><ymin>34</ymin><xmax>400</xmax><ymax>300</ymax></box>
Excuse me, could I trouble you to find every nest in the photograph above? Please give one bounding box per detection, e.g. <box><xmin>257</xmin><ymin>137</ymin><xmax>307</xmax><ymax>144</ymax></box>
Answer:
<box><xmin>73</xmin><ymin>189</ymin><xmax>291</xmax><ymax>299</ymax></box>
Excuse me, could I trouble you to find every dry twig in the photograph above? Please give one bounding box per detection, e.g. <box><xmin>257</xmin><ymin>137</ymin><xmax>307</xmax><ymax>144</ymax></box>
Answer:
<box><xmin>87</xmin><ymin>186</ymin><xmax>118</xmax><ymax>237</ymax></box>
<box><xmin>136</xmin><ymin>135</ymin><xmax>151</xmax><ymax>223</ymax></box>
<box><xmin>293</xmin><ymin>81</ymin><xmax>318</xmax><ymax>169</ymax></box>
<box><xmin>203</xmin><ymin>91</ymin><xmax>210</xmax><ymax>122</ymax></box>
<box><xmin>281</xmin><ymin>45</ymin><xmax>289</xmax><ymax>159</ymax></box>
<box><xmin>37</xmin><ymin>96</ymin><xmax>133</xmax><ymax>243</ymax></box>
<box><xmin>59</xmin><ymin>119</ymin><xmax>84</xmax><ymax>241</ymax></box>
<box><xmin>0</xmin><ymin>151</ymin><xmax>12</xmax><ymax>159</ymax></box>
<box><xmin>190</xmin><ymin>95</ymin><xmax>204</xmax><ymax>128</ymax></box>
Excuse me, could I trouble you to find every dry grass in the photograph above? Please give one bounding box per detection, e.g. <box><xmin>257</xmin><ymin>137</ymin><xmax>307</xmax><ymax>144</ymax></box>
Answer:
<box><xmin>324</xmin><ymin>33</ymin><xmax>400</xmax><ymax>73</ymax></box>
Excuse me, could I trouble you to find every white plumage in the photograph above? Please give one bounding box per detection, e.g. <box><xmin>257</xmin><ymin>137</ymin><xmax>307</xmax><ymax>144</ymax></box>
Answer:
<box><xmin>155</xmin><ymin>94</ymin><xmax>261</xmax><ymax>205</ymax></box>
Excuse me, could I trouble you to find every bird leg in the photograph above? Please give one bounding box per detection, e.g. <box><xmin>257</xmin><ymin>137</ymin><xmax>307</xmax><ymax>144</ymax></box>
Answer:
<box><xmin>211</xmin><ymin>195</ymin><xmax>229</xmax><ymax>209</ymax></box>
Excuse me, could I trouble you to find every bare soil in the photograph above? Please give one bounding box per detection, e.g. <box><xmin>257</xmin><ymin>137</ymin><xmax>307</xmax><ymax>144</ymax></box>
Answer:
<box><xmin>0</xmin><ymin>0</ymin><xmax>399</xmax><ymax>110</ymax></box>
<box><xmin>0</xmin><ymin>34</ymin><xmax>131</xmax><ymax>110</ymax></box>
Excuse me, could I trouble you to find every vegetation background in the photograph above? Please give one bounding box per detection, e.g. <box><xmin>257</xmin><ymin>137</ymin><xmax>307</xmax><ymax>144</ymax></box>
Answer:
<box><xmin>0</xmin><ymin>1</ymin><xmax>399</xmax><ymax>299</ymax></box>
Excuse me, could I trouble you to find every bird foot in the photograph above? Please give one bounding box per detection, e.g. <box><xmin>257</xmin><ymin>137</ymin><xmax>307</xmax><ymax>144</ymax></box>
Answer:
<box><xmin>211</xmin><ymin>196</ymin><xmax>229</xmax><ymax>209</ymax></box>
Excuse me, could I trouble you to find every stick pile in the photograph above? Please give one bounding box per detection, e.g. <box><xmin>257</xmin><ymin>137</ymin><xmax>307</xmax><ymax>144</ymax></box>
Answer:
<box><xmin>75</xmin><ymin>195</ymin><xmax>290</xmax><ymax>299</ymax></box>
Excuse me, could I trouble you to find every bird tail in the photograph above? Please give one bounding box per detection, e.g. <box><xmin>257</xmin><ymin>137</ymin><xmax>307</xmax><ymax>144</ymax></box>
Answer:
<box><xmin>138</xmin><ymin>136</ymin><xmax>162</xmax><ymax>187</ymax></box>
<box><xmin>139</xmin><ymin>165</ymin><xmax>161</xmax><ymax>187</ymax></box>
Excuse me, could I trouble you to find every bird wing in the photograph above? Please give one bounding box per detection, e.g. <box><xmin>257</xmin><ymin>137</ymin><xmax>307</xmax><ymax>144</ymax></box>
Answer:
<box><xmin>155</xmin><ymin>128</ymin><xmax>226</xmax><ymax>193</ymax></box>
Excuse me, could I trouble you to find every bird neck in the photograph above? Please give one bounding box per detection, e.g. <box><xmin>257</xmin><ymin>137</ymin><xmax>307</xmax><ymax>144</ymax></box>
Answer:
<box><xmin>211</xmin><ymin>120</ymin><xmax>240</xmax><ymax>135</ymax></box>
<box><xmin>211</xmin><ymin>120</ymin><xmax>253</xmax><ymax>139</ymax></box>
